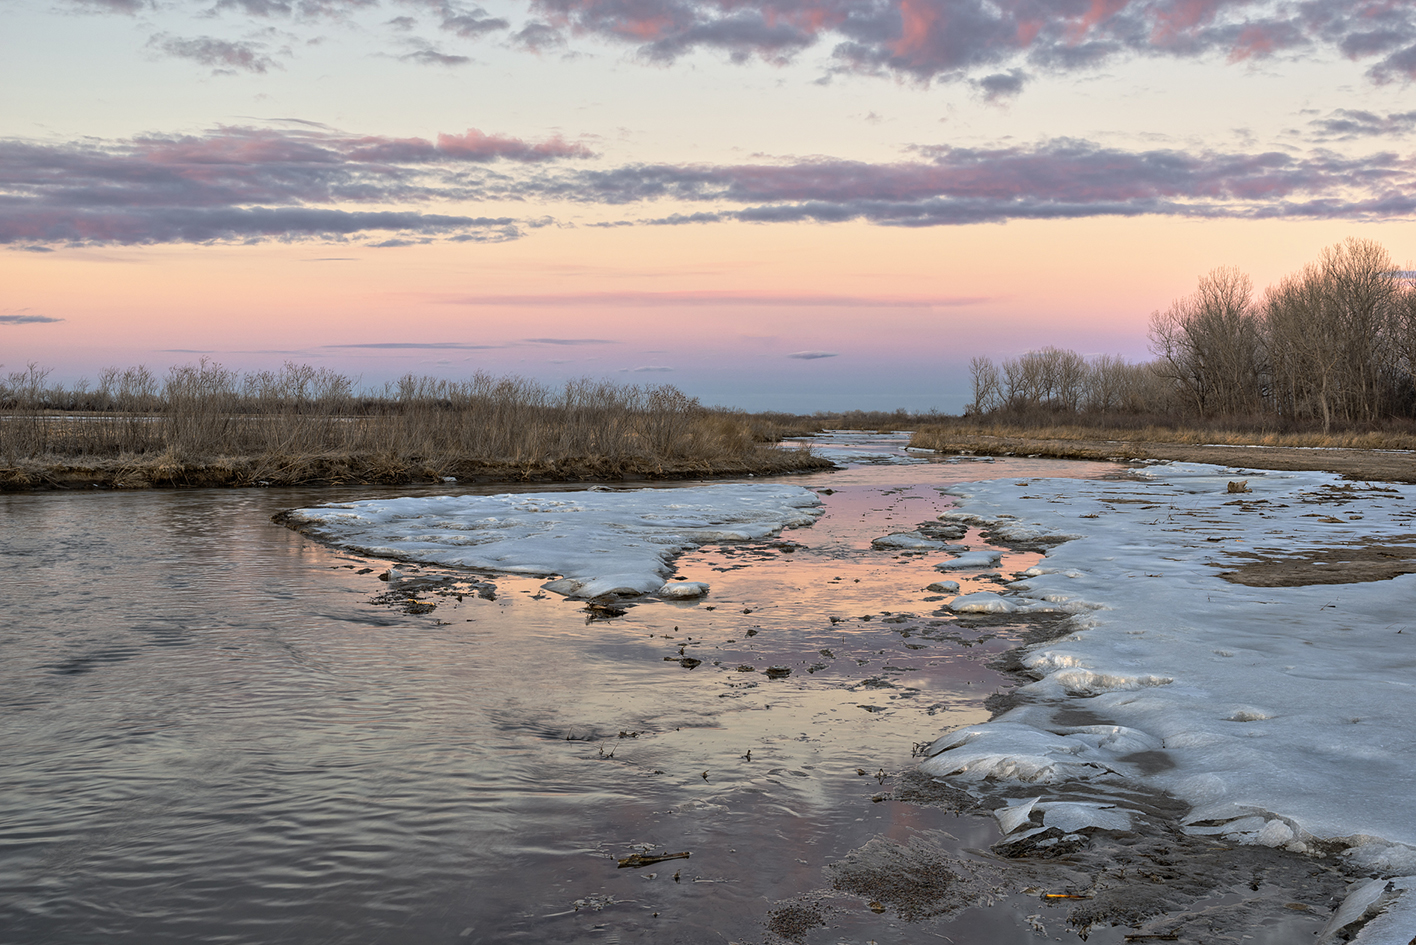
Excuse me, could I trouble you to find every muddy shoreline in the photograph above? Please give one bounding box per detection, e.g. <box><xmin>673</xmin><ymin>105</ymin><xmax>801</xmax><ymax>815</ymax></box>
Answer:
<box><xmin>0</xmin><ymin>449</ymin><xmax>834</xmax><ymax>492</ymax></box>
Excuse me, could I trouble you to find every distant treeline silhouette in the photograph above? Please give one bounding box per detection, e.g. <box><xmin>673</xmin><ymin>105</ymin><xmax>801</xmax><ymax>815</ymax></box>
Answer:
<box><xmin>966</xmin><ymin>238</ymin><xmax>1416</xmax><ymax>433</ymax></box>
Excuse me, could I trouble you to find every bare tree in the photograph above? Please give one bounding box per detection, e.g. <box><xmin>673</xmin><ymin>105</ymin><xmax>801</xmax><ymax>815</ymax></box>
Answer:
<box><xmin>1262</xmin><ymin>239</ymin><xmax>1403</xmax><ymax>430</ymax></box>
<box><xmin>1050</xmin><ymin>347</ymin><xmax>1088</xmax><ymax>411</ymax></box>
<box><xmin>1318</xmin><ymin>237</ymin><xmax>1400</xmax><ymax>421</ymax></box>
<box><xmin>1149</xmin><ymin>267</ymin><xmax>1264</xmax><ymax>418</ymax></box>
<box><xmin>968</xmin><ymin>356</ymin><xmax>1002</xmax><ymax>414</ymax></box>
<box><xmin>1263</xmin><ymin>266</ymin><xmax>1341</xmax><ymax>430</ymax></box>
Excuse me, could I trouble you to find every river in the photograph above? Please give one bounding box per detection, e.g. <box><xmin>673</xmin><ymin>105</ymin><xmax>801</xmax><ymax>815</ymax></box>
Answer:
<box><xmin>3</xmin><ymin>437</ymin><xmax>1216</xmax><ymax>944</ymax></box>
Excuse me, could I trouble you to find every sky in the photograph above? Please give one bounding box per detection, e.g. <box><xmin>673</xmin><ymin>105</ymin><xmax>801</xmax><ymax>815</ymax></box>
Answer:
<box><xmin>5</xmin><ymin>0</ymin><xmax>1416</xmax><ymax>412</ymax></box>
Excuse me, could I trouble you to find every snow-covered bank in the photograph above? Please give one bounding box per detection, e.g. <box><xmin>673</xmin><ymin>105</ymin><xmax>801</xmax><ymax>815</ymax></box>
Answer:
<box><xmin>279</xmin><ymin>483</ymin><xmax>824</xmax><ymax>599</ymax></box>
<box><xmin>920</xmin><ymin>462</ymin><xmax>1416</xmax><ymax>937</ymax></box>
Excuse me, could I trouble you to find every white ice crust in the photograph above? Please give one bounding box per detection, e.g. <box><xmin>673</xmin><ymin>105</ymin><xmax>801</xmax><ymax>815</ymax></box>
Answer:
<box><xmin>920</xmin><ymin>463</ymin><xmax>1416</xmax><ymax>887</ymax></box>
<box><xmin>283</xmin><ymin>483</ymin><xmax>823</xmax><ymax>598</ymax></box>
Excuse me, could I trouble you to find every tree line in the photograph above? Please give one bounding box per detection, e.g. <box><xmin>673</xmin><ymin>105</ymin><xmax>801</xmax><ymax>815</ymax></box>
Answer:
<box><xmin>968</xmin><ymin>238</ymin><xmax>1416</xmax><ymax>431</ymax></box>
<box><xmin>0</xmin><ymin>360</ymin><xmax>784</xmax><ymax>472</ymax></box>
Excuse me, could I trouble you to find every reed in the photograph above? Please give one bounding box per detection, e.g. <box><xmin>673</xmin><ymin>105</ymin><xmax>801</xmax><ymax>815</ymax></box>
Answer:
<box><xmin>0</xmin><ymin>362</ymin><xmax>830</xmax><ymax>490</ymax></box>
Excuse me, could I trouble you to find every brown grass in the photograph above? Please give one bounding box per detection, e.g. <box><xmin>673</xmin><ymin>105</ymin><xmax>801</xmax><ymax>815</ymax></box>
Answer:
<box><xmin>910</xmin><ymin>419</ymin><xmax>1416</xmax><ymax>452</ymax></box>
<box><xmin>907</xmin><ymin>419</ymin><xmax>1416</xmax><ymax>483</ymax></box>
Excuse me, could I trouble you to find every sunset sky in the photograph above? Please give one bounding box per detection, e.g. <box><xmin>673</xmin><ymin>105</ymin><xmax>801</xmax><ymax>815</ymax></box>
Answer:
<box><xmin>6</xmin><ymin>0</ymin><xmax>1416</xmax><ymax>411</ymax></box>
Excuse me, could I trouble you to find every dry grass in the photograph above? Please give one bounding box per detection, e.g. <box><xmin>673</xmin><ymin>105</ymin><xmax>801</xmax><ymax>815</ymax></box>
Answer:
<box><xmin>735</xmin><ymin>409</ymin><xmax>953</xmax><ymax>441</ymax></box>
<box><xmin>907</xmin><ymin>418</ymin><xmax>1416</xmax><ymax>483</ymax></box>
<box><xmin>911</xmin><ymin>420</ymin><xmax>1416</xmax><ymax>452</ymax></box>
<box><xmin>0</xmin><ymin>364</ymin><xmax>831</xmax><ymax>491</ymax></box>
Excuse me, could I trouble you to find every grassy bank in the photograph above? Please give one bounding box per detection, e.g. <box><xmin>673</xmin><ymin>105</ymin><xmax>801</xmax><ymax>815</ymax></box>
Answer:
<box><xmin>908</xmin><ymin>419</ymin><xmax>1416</xmax><ymax>483</ymax></box>
<box><xmin>0</xmin><ymin>365</ymin><xmax>833</xmax><ymax>491</ymax></box>
<box><xmin>911</xmin><ymin>418</ymin><xmax>1416</xmax><ymax>452</ymax></box>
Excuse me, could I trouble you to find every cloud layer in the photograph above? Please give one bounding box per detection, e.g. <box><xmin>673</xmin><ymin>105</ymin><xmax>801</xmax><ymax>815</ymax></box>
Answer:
<box><xmin>0</xmin><ymin>126</ymin><xmax>590</xmax><ymax>245</ymax></box>
<box><xmin>551</xmin><ymin>138</ymin><xmax>1416</xmax><ymax>226</ymax></box>
<box><xmin>89</xmin><ymin>0</ymin><xmax>1416</xmax><ymax>87</ymax></box>
<box><xmin>5</xmin><ymin>125</ymin><xmax>1416</xmax><ymax>247</ymax></box>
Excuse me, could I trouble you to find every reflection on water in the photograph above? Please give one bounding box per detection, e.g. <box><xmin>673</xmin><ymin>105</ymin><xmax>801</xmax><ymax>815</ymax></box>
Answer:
<box><xmin>2</xmin><ymin>450</ymin><xmax>1128</xmax><ymax>944</ymax></box>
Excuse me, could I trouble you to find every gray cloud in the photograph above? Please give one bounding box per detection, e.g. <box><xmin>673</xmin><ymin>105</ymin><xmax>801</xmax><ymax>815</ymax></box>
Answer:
<box><xmin>322</xmin><ymin>341</ymin><xmax>503</xmax><ymax>348</ymax></box>
<box><xmin>0</xmin><ymin>313</ymin><xmax>64</xmax><ymax>324</ymax></box>
<box><xmin>546</xmin><ymin>138</ymin><xmax>1416</xmax><ymax>226</ymax></box>
<box><xmin>974</xmin><ymin>68</ymin><xmax>1027</xmax><ymax>101</ymax></box>
<box><xmin>210</xmin><ymin>0</ymin><xmax>380</xmax><ymax>17</ymax></box>
<box><xmin>1310</xmin><ymin>109</ymin><xmax>1416</xmax><ymax>140</ymax></box>
<box><xmin>149</xmin><ymin>34</ymin><xmax>282</xmax><ymax>73</ymax></box>
<box><xmin>523</xmin><ymin>337</ymin><xmax>617</xmax><ymax>345</ymax></box>
<box><xmin>0</xmin><ymin>205</ymin><xmax>521</xmax><ymax>246</ymax></box>
<box><xmin>61</xmin><ymin>0</ymin><xmax>1416</xmax><ymax>91</ymax></box>
<box><xmin>8</xmin><ymin>125</ymin><xmax>1416</xmax><ymax>249</ymax></box>
<box><xmin>526</xmin><ymin>0</ymin><xmax>1416</xmax><ymax>88</ymax></box>
<box><xmin>512</xmin><ymin>21</ymin><xmax>565</xmax><ymax>50</ymax></box>
<box><xmin>787</xmin><ymin>350</ymin><xmax>836</xmax><ymax>359</ymax></box>
<box><xmin>398</xmin><ymin>38</ymin><xmax>473</xmax><ymax>64</ymax></box>
<box><xmin>439</xmin><ymin>4</ymin><xmax>509</xmax><ymax>36</ymax></box>
<box><xmin>0</xmin><ymin>125</ymin><xmax>587</xmax><ymax>246</ymax></box>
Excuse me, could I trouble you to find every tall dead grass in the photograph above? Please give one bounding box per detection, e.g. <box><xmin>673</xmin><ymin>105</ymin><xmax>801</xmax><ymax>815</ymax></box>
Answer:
<box><xmin>0</xmin><ymin>361</ymin><xmax>828</xmax><ymax>489</ymax></box>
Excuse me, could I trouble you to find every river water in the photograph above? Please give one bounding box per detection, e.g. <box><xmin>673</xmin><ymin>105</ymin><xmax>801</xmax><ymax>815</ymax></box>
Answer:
<box><xmin>4</xmin><ymin>437</ymin><xmax>1150</xmax><ymax>944</ymax></box>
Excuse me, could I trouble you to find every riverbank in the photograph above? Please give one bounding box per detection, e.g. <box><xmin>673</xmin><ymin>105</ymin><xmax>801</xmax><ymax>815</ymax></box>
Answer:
<box><xmin>0</xmin><ymin>446</ymin><xmax>834</xmax><ymax>492</ymax></box>
<box><xmin>909</xmin><ymin>430</ymin><xmax>1416</xmax><ymax>483</ymax></box>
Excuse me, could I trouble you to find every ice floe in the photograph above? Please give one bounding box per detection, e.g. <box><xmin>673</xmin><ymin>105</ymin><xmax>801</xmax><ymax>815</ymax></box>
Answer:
<box><xmin>281</xmin><ymin>483</ymin><xmax>823</xmax><ymax>599</ymax></box>
<box><xmin>934</xmin><ymin>550</ymin><xmax>1003</xmax><ymax>571</ymax></box>
<box><xmin>870</xmin><ymin>531</ymin><xmax>965</xmax><ymax>551</ymax></box>
<box><xmin>920</xmin><ymin>462</ymin><xmax>1416</xmax><ymax>910</ymax></box>
<box><xmin>1319</xmin><ymin>876</ymin><xmax>1416</xmax><ymax>945</ymax></box>
<box><xmin>659</xmin><ymin>581</ymin><xmax>710</xmax><ymax>599</ymax></box>
<box><xmin>947</xmin><ymin>591</ymin><xmax>1016</xmax><ymax>613</ymax></box>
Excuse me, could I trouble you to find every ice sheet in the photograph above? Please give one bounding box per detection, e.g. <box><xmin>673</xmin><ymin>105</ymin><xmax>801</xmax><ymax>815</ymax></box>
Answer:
<box><xmin>791</xmin><ymin>430</ymin><xmax>929</xmax><ymax>466</ymax></box>
<box><xmin>919</xmin><ymin>463</ymin><xmax>1416</xmax><ymax>880</ymax></box>
<box><xmin>281</xmin><ymin>483</ymin><xmax>824</xmax><ymax>598</ymax></box>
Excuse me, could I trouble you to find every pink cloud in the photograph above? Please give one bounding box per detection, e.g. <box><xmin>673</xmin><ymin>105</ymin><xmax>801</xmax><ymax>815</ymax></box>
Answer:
<box><xmin>435</xmin><ymin>129</ymin><xmax>595</xmax><ymax>161</ymax></box>
<box><xmin>435</xmin><ymin>290</ymin><xmax>992</xmax><ymax>306</ymax></box>
<box><xmin>6</xmin><ymin>125</ymin><xmax>1416</xmax><ymax>248</ymax></box>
